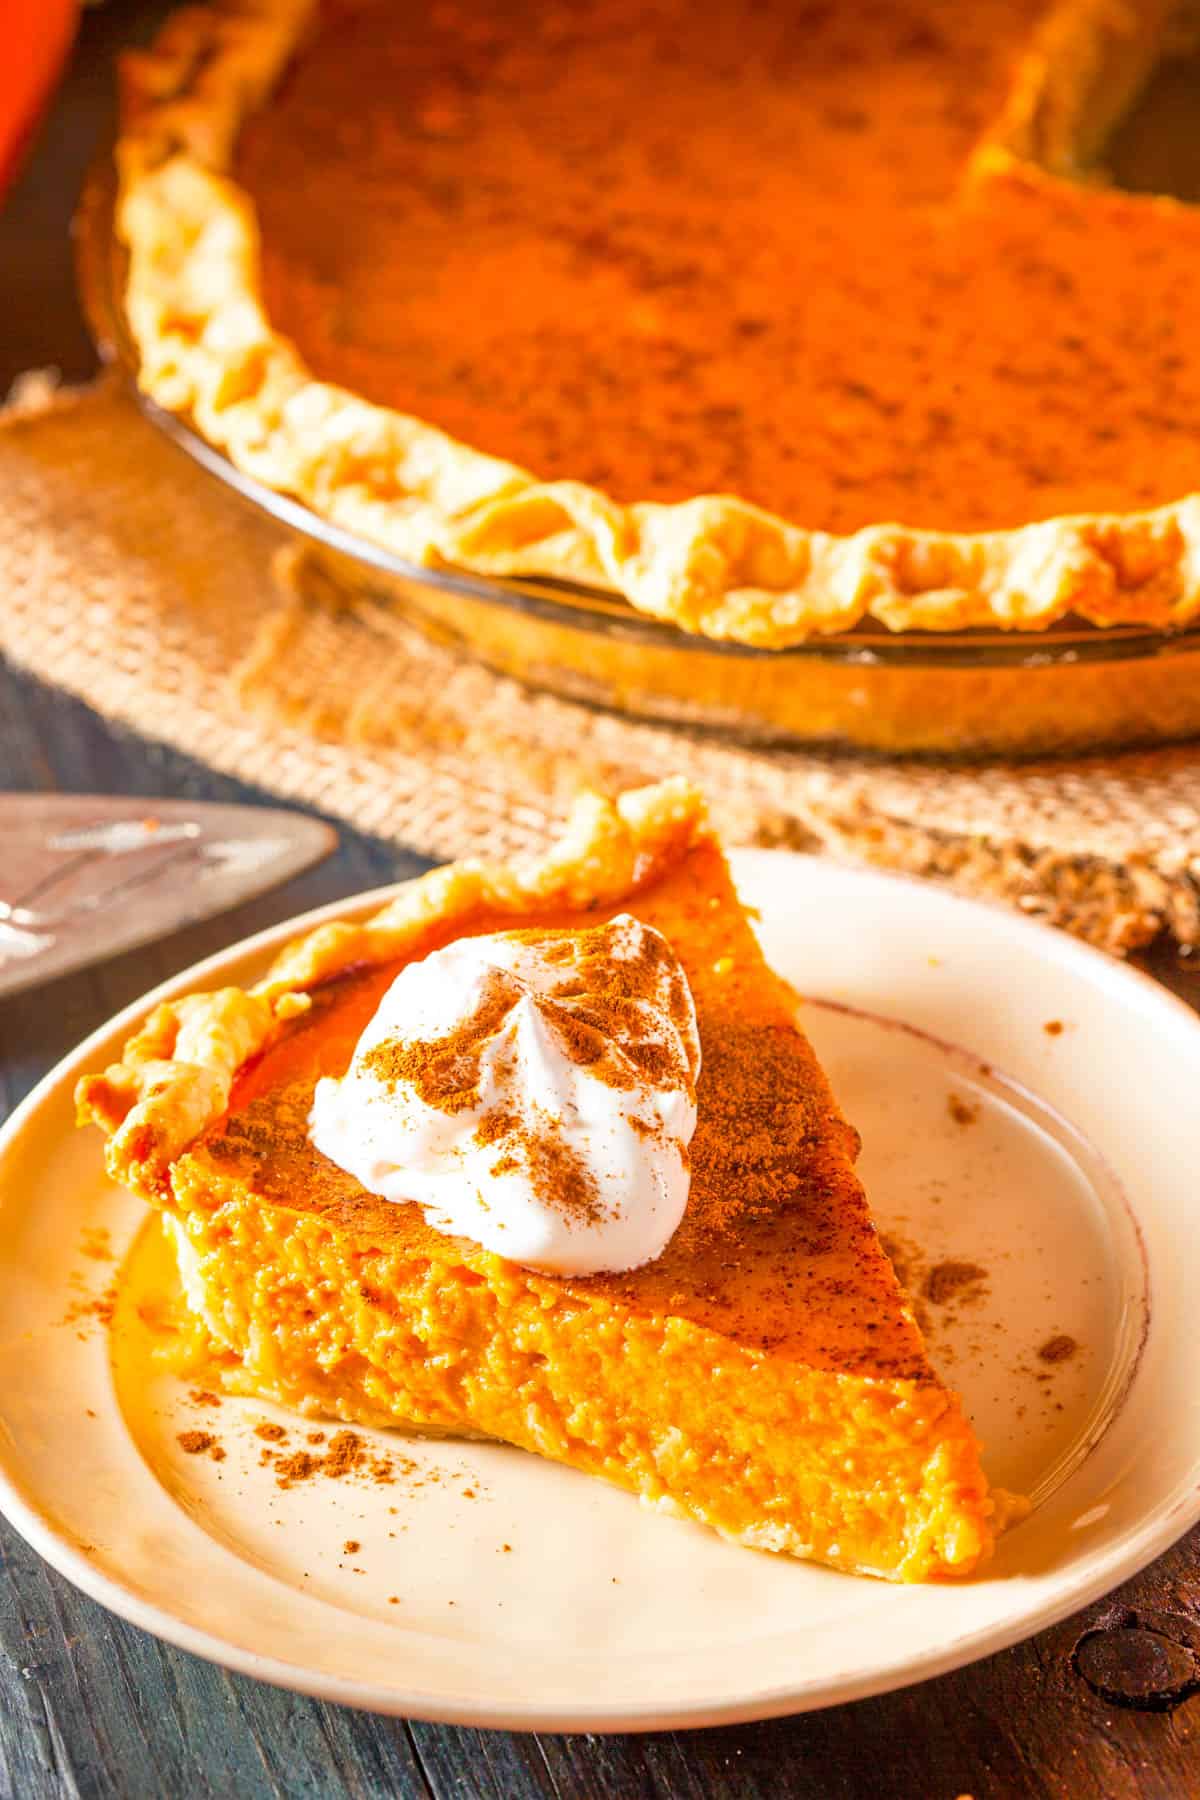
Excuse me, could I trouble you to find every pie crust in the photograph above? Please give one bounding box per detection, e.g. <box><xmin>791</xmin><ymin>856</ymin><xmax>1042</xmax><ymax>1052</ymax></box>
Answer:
<box><xmin>77</xmin><ymin>777</ymin><xmax>703</xmax><ymax>1191</ymax></box>
<box><xmin>77</xmin><ymin>779</ymin><xmax>1023</xmax><ymax>1580</ymax></box>
<box><xmin>113</xmin><ymin>0</ymin><xmax>1200</xmax><ymax>643</ymax></box>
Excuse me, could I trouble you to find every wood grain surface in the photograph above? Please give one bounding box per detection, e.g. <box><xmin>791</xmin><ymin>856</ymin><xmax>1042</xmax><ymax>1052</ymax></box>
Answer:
<box><xmin>3</xmin><ymin>7</ymin><xmax>1200</xmax><ymax>1794</ymax></box>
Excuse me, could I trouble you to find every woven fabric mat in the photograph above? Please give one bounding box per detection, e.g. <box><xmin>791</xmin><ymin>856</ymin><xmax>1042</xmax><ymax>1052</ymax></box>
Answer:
<box><xmin>3</xmin><ymin>373</ymin><xmax>1200</xmax><ymax>953</ymax></box>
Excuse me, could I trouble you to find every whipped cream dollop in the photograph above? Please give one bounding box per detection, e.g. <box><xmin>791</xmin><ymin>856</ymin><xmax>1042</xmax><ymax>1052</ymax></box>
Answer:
<box><xmin>308</xmin><ymin>914</ymin><xmax>701</xmax><ymax>1275</ymax></box>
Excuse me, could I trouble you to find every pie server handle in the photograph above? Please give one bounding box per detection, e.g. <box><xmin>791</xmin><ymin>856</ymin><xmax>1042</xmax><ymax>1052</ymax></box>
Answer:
<box><xmin>0</xmin><ymin>794</ymin><xmax>337</xmax><ymax>998</ymax></box>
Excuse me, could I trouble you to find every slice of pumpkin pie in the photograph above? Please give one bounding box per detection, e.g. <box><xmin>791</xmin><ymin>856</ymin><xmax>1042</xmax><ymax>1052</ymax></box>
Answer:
<box><xmin>78</xmin><ymin>780</ymin><xmax>1020</xmax><ymax>1580</ymax></box>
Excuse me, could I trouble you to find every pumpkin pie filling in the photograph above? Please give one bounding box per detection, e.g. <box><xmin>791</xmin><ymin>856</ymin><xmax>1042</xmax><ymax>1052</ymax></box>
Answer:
<box><xmin>197</xmin><ymin>855</ymin><xmax>933</xmax><ymax>1376</ymax></box>
<box><xmin>78</xmin><ymin>784</ymin><xmax>1020</xmax><ymax>1580</ymax></box>
<box><xmin>234</xmin><ymin>0</ymin><xmax>1200</xmax><ymax>536</ymax></box>
<box><xmin>112</xmin><ymin>0</ymin><xmax>1200</xmax><ymax>644</ymax></box>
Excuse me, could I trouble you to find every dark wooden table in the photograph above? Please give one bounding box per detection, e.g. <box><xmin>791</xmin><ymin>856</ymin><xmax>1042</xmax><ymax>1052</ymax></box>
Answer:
<box><xmin>4</xmin><ymin>9</ymin><xmax>1200</xmax><ymax>1795</ymax></box>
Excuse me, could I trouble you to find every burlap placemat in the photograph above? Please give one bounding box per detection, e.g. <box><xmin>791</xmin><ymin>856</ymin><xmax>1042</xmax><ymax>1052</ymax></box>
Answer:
<box><xmin>3</xmin><ymin>373</ymin><xmax>1199</xmax><ymax>952</ymax></box>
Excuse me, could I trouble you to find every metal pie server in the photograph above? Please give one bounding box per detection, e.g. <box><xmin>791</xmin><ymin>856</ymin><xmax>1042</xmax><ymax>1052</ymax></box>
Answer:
<box><xmin>0</xmin><ymin>795</ymin><xmax>337</xmax><ymax>999</ymax></box>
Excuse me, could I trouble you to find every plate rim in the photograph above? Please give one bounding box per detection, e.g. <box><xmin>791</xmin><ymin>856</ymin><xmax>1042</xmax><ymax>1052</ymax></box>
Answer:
<box><xmin>1</xmin><ymin>850</ymin><xmax>1199</xmax><ymax>1731</ymax></box>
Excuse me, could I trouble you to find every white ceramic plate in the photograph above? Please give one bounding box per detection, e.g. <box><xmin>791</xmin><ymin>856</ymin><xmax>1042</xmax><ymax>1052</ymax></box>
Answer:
<box><xmin>0</xmin><ymin>853</ymin><xmax>1196</xmax><ymax>1731</ymax></box>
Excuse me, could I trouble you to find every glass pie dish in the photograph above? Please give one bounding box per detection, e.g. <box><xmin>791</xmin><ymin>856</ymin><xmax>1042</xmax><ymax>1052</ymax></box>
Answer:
<box><xmin>75</xmin><ymin>151</ymin><xmax>1200</xmax><ymax>759</ymax></box>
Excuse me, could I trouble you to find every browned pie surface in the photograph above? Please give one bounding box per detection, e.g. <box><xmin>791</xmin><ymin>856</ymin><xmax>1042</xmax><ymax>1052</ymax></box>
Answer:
<box><xmin>194</xmin><ymin>839</ymin><xmax>934</xmax><ymax>1382</ymax></box>
<box><xmin>234</xmin><ymin>0</ymin><xmax>1200</xmax><ymax>535</ymax></box>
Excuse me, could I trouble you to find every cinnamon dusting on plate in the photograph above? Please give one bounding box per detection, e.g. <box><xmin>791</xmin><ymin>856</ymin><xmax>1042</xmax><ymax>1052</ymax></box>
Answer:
<box><xmin>877</xmin><ymin>1232</ymin><xmax>933</xmax><ymax>1339</ymax></box>
<box><xmin>62</xmin><ymin>1283</ymin><xmax>117</xmax><ymax>1331</ymax></box>
<box><xmin>923</xmin><ymin>1260</ymin><xmax>989</xmax><ymax>1307</ymax></box>
<box><xmin>177</xmin><ymin>1430</ymin><xmax>226</xmax><ymax>1462</ymax></box>
<box><xmin>272</xmin><ymin>1428</ymin><xmax>405</xmax><ymax>1491</ymax></box>
<box><xmin>79</xmin><ymin>1226</ymin><xmax>114</xmax><ymax>1262</ymax></box>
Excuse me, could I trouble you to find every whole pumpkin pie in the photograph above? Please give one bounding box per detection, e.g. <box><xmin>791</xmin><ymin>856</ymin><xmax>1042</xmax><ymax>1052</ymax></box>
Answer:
<box><xmin>114</xmin><ymin>0</ymin><xmax>1200</xmax><ymax>642</ymax></box>
<box><xmin>78</xmin><ymin>781</ymin><xmax>1023</xmax><ymax>1580</ymax></box>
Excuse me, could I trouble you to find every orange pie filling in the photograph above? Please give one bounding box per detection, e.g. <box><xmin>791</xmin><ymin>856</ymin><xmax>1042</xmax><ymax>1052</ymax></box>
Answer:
<box><xmin>235</xmin><ymin>0</ymin><xmax>1200</xmax><ymax>536</ymax></box>
<box><xmin>80</xmin><ymin>790</ymin><xmax>1024</xmax><ymax>1581</ymax></box>
<box><xmin>115</xmin><ymin>0</ymin><xmax>1200</xmax><ymax>645</ymax></box>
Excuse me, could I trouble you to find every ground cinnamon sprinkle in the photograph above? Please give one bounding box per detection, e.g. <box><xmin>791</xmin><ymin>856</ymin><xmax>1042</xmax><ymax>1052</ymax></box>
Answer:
<box><xmin>947</xmin><ymin>1094</ymin><xmax>979</xmax><ymax>1127</ymax></box>
<box><xmin>489</xmin><ymin>1112</ymin><xmax>607</xmax><ymax>1227</ymax></box>
<box><xmin>1038</xmin><ymin>1333</ymin><xmax>1078</xmax><ymax>1364</ymax></box>
<box><xmin>924</xmin><ymin>1260</ymin><xmax>989</xmax><ymax>1306</ymax></box>
<box><xmin>544</xmin><ymin>1006</ymin><xmax>608</xmax><ymax>1069</ymax></box>
<box><xmin>878</xmin><ymin>1232</ymin><xmax>933</xmax><ymax>1339</ymax></box>
<box><xmin>343</xmin><ymin>1539</ymin><xmax>361</xmax><ymax>1554</ymax></box>
<box><xmin>1044</xmin><ymin>1020</ymin><xmax>1065</xmax><ymax>1036</ymax></box>
<box><xmin>254</xmin><ymin>1422</ymin><xmax>288</xmax><ymax>1442</ymax></box>
<box><xmin>364</xmin><ymin>968</ymin><xmax>521</xmax><ymax>1110</ymax></box>
<box><xmin>63</xmin><ymin>1284</ymin><xmax>117</xmax><ymax>1329</ymax></box>
<box><xmin>364</xmin><ymin>921</ymin><xmax>687</xmax><ymax>1106</ymax></box>
<box><xmin>325</xmin><ymin>1431</ymin><xmax>366</xmax><ymax>1477</ymax></box>
<box><xmin>177</xmin><ymin>1430</ymin><xmax>225</xmax><ymax>1462</ymax></box>
<box><xmin>274</xmin><ymin>1451</ymin><xmax>321</xmax><ymax>1488</ymax></box>
<box><xmin>79</xmin><ymin>1226</ymin><xmax>114</xmax><ymax>1262</ymax></box>
<box><xmin>879</xmin><ymin>1234</ymin><xmax>914</xmax><ymax>1291</ymax></box>
<box><xmin>365</xmin><ymin>918</ymin><xmax>691</xmax><ymax>1232</ymax></box>
<box><xmin>272</xmin><ymin>1428</ymin><xmax>398</xmax><ymax>1491</ymax></box>
<box><xmin>474</xmin><ymin>1108</ymin><xmax>518</xmax><ymax>1149</ymax></box>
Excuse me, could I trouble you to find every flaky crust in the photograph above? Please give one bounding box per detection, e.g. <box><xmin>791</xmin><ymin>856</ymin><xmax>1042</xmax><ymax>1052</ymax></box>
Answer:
<box><xmin>112</xmin><ymin>0</ymin><xmax>1200</xmax><ymax>644</ymax></box>
<box><xmin>76</xmin><ymin>778</ymin><xmax>709</xmax><ymax>1195</ymax></box>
